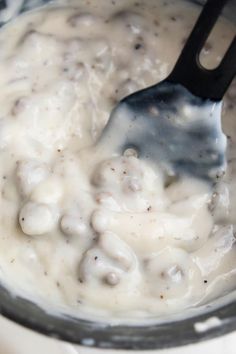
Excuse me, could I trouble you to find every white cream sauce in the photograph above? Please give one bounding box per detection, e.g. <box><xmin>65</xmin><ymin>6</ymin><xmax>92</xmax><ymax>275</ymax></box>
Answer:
<box><xmin>0</xmin><ymin>0</ymin><xmax>235</xmax><ymax>322</ymax></box>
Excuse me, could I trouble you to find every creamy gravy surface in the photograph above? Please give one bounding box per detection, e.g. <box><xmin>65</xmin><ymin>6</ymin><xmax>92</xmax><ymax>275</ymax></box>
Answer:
<box><xmin>0</xmin><ymin>0</ymin><xmax>235</xmax><ymax>322</ymax></box>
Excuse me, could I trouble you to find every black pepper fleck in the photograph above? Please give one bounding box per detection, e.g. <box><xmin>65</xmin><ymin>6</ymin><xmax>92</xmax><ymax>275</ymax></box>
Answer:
<box><xmin>134</xmin><ymin>43</ymin><xmax>142</xmax><ymax>50</ymax></box>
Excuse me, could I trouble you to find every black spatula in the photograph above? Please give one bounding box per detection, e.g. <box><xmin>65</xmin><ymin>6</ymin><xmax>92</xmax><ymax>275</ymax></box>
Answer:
<box><xmin>98</xmin><ymin>0</ymin><xmax>236</xmax><ymax>181</ymax></box>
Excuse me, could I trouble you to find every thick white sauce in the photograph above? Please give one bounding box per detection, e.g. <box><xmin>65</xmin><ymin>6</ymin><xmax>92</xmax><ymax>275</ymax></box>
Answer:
<box><xmin>0</xmin><ymin>0</ymin><xmax>235</xmax><ymax>321</ymax></box>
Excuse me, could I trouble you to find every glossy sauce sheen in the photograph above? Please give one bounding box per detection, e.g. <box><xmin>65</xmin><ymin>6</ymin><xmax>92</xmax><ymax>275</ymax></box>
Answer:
<box><xmin>0</xmin><ymin>0</ymin><xmax>235</xmax><ymax>321</ymax></box>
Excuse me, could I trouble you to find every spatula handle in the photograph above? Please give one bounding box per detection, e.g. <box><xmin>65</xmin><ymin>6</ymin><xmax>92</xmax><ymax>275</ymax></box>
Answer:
<box><xmin>168</xmin><ymin>0</ymin><xmax>236</xmax><ymax>101</ymax></box>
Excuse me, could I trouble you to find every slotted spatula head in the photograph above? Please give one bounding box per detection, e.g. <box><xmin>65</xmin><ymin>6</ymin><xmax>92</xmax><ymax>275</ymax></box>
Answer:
<box><xmin>99</xmin><ymin>82</ymin><xmax>226</xmax><ymax>180</ymax></box>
